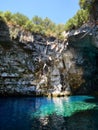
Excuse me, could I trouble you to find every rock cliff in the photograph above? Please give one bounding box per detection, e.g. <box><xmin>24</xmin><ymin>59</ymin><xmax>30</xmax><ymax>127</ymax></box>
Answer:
<box><xmin>0</xmin><ymin>18</ymin><xmax>98</xmax><ymax>96</ymax></box>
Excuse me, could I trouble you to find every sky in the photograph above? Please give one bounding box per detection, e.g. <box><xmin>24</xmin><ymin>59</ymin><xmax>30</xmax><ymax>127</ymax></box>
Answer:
<box><xmin>0</xmin><ymin>0</ymin><xmax>80</xmax><ymax>24</ymax></box>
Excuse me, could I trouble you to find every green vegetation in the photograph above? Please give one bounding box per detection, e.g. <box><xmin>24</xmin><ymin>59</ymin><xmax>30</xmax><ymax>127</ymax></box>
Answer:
<box><xmin>79</xmin><ymin>0</ymin><xmax>95</xmax><ymax>11</ymax></box>
<box><xmin>0</xmin><ymin>0</ymin><xmax>95</xmax><ymax>38</ymax></box>
<box><xmin>65</xmin><ymin>0</ymin><xmax>95</xmax><ymax>31</ymax></box>
<box><xmin>0</xmin><ymin>11</ymin><xmax>65</xmax><ymax>40</ymax></box>
<box><xmin>65</xmin><ymin>9</ymin><xmax>89</xmax><ymax>31</ymax></box>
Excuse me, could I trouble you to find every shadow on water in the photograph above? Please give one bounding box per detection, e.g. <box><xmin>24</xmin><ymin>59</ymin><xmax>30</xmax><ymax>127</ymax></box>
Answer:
<box><xmin>66</xmin><ymin>96</ymin><xmax>98</xmax><ymax>130</ymax></box>
<box><xmin>84</xmin><ymin>96</ymin><xmax>98</xmax><ymax>104</ymax></box>
<box><xmin>32</xmin><ymin>109</ymin><xmax>98</xmax><ymax>130</ymax></box>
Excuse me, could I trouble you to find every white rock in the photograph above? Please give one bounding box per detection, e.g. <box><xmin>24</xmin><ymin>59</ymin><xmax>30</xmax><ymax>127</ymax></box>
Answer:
<box><xmin>1</xmin><ymin>72</ymin><xmax>7</xmax><ymax>77</ymax></box>
<box><xmin>51</xmin><ymin>68</ymin><xmax>60</xmax><ymax>76</ymax></box>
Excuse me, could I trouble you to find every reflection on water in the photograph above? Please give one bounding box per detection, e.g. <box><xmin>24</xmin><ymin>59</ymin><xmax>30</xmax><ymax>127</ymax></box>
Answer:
<box><xmin>34</xmin><ymin>96</ymin><xmax>96</xmax><ymax>117</ymax></box>
<box><xmin>0</xmin><ymin>96</ymin><xmax>98</xmax><ymax>130</ymax></box>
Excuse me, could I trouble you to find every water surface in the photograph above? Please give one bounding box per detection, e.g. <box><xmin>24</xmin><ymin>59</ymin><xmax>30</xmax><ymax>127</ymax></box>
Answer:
<box><xmin>0</xmin><ymin>96</ymin><xmax>98</xmax><ymax>130</ymax></box>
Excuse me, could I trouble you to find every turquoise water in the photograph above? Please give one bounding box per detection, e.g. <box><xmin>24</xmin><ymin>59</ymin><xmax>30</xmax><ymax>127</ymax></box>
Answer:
<box><xmin>0</xmin><ymin>96</ymin><xmax>98</xmax><ymax>130</ymax></box>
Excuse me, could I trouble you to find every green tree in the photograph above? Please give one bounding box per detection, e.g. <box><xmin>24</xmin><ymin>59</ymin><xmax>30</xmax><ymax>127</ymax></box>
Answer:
<box><xmin>24</xmin><ymin>20</ymin><xmax>34</xmax><ymax>31</ymax></box>
<box><xmin>65</xmin><ymin>18</ymin><xmax>75</xmax><ymax>31</ymax></box>
<box><xmin>32</xmin><ymin>16</ymin><xmax>43</xmax><ymax>25</ymax></box>
<box><xmin>32</xmin><ymin>24</ymin><xmax>44</xmax><ymax>34</ymax></box>
<box><xmin>43</xmin><ymin>17</ymin><xmax>55</xmax><ymax>29</ymax></box>
<box><xmin>55</xmin><ymin>24</ymin><xmax>65</xmax><ymax>39</ymax></box>
<box><xmin>3</xmin><ymin>11</ymin><xmax>12</xmax><ymax>22</ymax></box>
<box><xmin>12</xmin><ymin>12</ymin><xmax>29</xmax><ymax>26</ymax></box>
<box><xmin>42</xmin><ymin>17</ymin><xmax>56</xmax><ymax>36</ymax></box>
<box><xmin>73</xmin><ymin>9</ymin><xmax>89</xmax><ymax>27</ymax></box>
<box><xmin>0</xmin><ymin>11</ymin><xmax>3</xmax><ymax>17</ymax></box>
<box><xmin>65</xmin><ymin>5</ymin><xmax>89</xmax><ymax>31</ymax></box>
<box><xmin>79</xmin><ymin>0</ymin><xmax>95</xmax><ymax>11</ymax></box>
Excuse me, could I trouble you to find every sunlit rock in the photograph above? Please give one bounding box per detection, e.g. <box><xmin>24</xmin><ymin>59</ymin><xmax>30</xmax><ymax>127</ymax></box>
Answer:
<box><xmin>0</xmin><ymin>19</ymin><xmax>98</xmax><ymax>96</ymax></box>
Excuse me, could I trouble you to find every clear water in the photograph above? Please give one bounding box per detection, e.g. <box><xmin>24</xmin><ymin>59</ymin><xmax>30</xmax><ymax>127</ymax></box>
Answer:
<box><xmin>0</xmin><ymin>96</ymin><xmax>98</xmax><ymax>130</ymax></box>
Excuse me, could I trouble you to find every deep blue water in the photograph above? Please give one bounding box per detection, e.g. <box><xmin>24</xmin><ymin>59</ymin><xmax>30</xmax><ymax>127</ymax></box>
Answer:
<box><xmin>0</xmin><ymin>96</ymin><xmax>98</xmax><ymax>130</ymax></box>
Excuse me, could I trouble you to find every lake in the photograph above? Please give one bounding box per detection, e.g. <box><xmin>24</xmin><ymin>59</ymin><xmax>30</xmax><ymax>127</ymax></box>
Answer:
<box><xmin>0</xmin><ymin>96</ymin><xmax>98</xmax><ymax>130</ymax></box>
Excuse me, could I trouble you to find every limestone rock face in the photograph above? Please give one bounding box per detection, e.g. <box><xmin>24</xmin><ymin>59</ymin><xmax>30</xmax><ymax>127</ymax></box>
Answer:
<box><xmin>0</xmin><ymin>21</ymin><xmax>69</xmax><ymax>96</ymax></box>
<box><xmin>0</xmin><ymin>19</ymin><xmax>98</xmax><ymax>96</ymax></box>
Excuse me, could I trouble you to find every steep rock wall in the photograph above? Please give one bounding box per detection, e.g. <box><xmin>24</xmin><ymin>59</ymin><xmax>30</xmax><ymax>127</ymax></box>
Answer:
<box><xmin>0</xmin><ymin>18</ymin><xmax>98</xmax><ymax>96</ymax></box>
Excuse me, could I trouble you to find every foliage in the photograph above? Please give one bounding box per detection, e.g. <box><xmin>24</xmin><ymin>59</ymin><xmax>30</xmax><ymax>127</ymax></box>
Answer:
<box><xmin>73</xmin><ymin>9</ymin><xmax>89</xmax><ymax>27</ymax></box>
<box><xmin>55</xmin><ymin>24</ymin><xmax>65</xmax><ymax>39</ymax></box>
<box><xmin>43</xmin><ymin>17</ymin><xmax>56</xmax><ymax>36</ymax></box>
<box><xmin>3</xmin><ymin>11</ymin><xmax>12</xmax><ymax>22</ymax></box>
<box><xmin>64</xmin><ymin>0</ymin><xmax>97</xmax><ymax>31</ymax></box>
<box><xmin>0</xmin><ymin>11</ymin><xmax>3</xmax><ymax>17</ymax></box>
<box><xmin>32</xmin><ymin>24</ymin><xmax>44</xmax><ymax>34</ymax></box>
<box><xmin>65</xmin><ymin>0</ymin><xmax>91</xmax><ymax>31</ymax></box>
<box><xmin>79</xmin><ymin>0</ymin><xmax>95</xmax><ymax>11</ymax></box>
<box><xmin>1</xmin><ymin>0</ymin><xmax>95</xmax><ymax>40</ymax></box>
<box><xmin>0</xmin><ymin>11</ymin><xmax>66</xmax><ymax>39</ymax></box>
<box><xmin>24</xmin><ymin>20</ymin><xmax>34</xmax><ymax>31</ymax></box>
<box><xmin>65</xmin><ymin>18</ymin><xmax>75</xmax><ymax>31</ymax></box>
<box><xmin>11</xmin><ymin>12</ymin><xmax>29</xmax><ymax>26</ymax></box>
<box><xmin>32</xmin><ymin>16</ymin><xmax>43</xmax><ymax>25</ymax></box>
